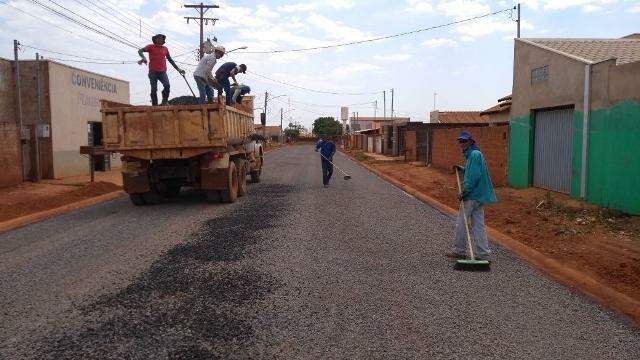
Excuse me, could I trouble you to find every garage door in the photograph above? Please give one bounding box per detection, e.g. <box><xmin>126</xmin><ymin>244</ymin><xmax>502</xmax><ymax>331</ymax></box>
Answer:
<box><xmin>533</xmin><ymin>108</ymin><xmax>573</xmax><ymax>193</ymax></box>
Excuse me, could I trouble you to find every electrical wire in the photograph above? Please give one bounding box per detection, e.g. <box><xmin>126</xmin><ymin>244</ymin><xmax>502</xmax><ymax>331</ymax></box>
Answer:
<box><xmin>1</xmin><ymin>0</ymin><xmax>133</xmax><ymax>57</ymax></box>
<box><xmin>26</xmin><ymin>0</ymin><xmax>140</xmax><ymax>49</ymax></box>
<box><xmin>48</xmin><ymin>57</ymin><xmax>137</xmax><ymax>64</ymax></box>
<box><xmin>247</xmin><ymin>71</ymin><xmax>382</xmax><ymax>96</ymax></box>
<box><xmin>21</xmin><ymin>44</ymin><xmax>133</xmax><ymax>62</ymax></box>
<box><xmin>237</xmin><ymin>7</ymin><xmax>514</xmax><ymax>54</ymax></box>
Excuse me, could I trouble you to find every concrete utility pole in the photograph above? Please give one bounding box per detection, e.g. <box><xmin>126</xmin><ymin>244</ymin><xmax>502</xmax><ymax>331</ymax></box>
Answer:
<box><xmin>35</xmin><ymin>53</ymin><xmax>42</xmax><ymax>181</ymax></box>
<box><xmin>14</xmin><ymin>40</ymin><xmax>24</xmax><ymax>180</ymax></box>
<box><xmin>263</xmin><ymin>91</ymin><xmax>268</xmax><ymax>137</ymax></box>
<box><xmin>433</xmin><ymin>91</ymin><xmax>437</xmax><ymax>111</ymax></box>
<box><xmin>516</xmin><ymin>3</ymin><xmax>521</xmax><ymax>38</ymax></box>
<box><xmin>184</xmin><ymin>2</ymin><xmax>219</xmax><ymax>59</ymax></box>
<box><xmin>280</xmin><ymin>107</ymin><xmax>283</xmax><ymax>143</ymax></box>
<box><xmin>383</xmin><ymin>91</ymin><xmax>386</xmax><ymax>119</ymax></box>
<box><xmin>374</xmin><ymin>100</ymin><xmax>377</xmax><ymax>118</ymax></box>
<box><xmin>390</xmin><ymin>88</ymin><xmax>394</xmax><ymax>118</ymax></box>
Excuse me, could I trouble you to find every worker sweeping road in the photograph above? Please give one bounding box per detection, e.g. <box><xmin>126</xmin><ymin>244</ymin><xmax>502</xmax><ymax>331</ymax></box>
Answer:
<box><xmin>193</xmin><ymin>41</ymin><xmax>225</xmax><ymax>104</ymax></box>
<box><xmin>214</xmin><ymin>62</ymin><xmax>247</xmax><ymax>106</ymax></box>
<box><xmin>137</xmin><ymin>34</ymin><xmax>186</xmax><ymax>106</ymax></box>
<box><xmin>446</xmin><ymin>131</ymin><xmax>497</xmax><ymax>261</ymax></box>
<box><xmin>315</xmin><ymin>136</ymin><xmax>336</xmax><ymax>187</ymax></box>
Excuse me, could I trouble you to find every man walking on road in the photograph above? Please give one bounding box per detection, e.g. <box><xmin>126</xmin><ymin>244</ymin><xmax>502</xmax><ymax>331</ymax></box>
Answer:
<box><xmin>193</xmin><ymin>43</ymin><xmax>225</xmax><ymax>104</ymax></box>
<box><xmin>446</xmin><ymin>131</ymin><xmax>497</xmax><ymax>260</ymax></box>
<box><xmin>215</xmin><ymin>62</ymin><xmax>247</xmax><ymax>106</ymax></box>
<box><xmin>138</xmin><ymin>34</ymin><xmax>186</xmax><ymax>106</ymax></box>
<box><xmin>315</xmin><ymin>136</ymin><xmax>336</xmax><ymax>187</ymax></box>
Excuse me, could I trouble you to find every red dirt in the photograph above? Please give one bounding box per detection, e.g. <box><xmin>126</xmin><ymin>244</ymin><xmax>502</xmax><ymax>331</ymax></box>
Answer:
<box><xmin>351</xmin><ymin>153</ymin><xmax>640</xmax><ymax>303</ymax></box>
<box><xmin>0</xmin><ymin>181</ymin><xmax>122</xmax><ymax>222</ymax></box>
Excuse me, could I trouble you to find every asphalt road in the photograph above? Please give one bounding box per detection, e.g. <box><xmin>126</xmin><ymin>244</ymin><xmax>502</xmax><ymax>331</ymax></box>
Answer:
<box><xmin>1</xmin><ymin>144</ymin><xmax>639</xmax><ymax>359</ymax></box>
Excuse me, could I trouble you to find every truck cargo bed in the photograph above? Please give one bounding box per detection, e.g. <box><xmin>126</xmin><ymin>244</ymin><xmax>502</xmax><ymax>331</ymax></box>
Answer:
<box><xmin>100</xmin><ymin>100</ymin><xmax>253</xmax><ymax>159</ymax></box>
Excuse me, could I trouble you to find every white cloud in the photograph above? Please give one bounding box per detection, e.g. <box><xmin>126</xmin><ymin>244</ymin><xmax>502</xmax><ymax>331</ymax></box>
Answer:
<box><xmin>421</xmin><ymin>38</ymin><xmax>458</xmax><ymax>47</ymax></box>
<box><xmin>436</xmin><ymin>0</ymin><xmax>490</xmax><ymax>20</ymax></box>
<box><xmin>255</xmin><ymin>5</ymin><xmax>280</xmax><ymax>18</ymax></box>
<box><xmin>405</xmin><ymin>0</ymin><xmax>434</xmax><ymax>12</ymax></box>
<box><xmin>277</xmin><ymin>2</ymin><xmax>319</xmax><ymax>12</ymax></box>
<box><xmin>332</xmin><ymin>63</ymin><xmax>382</xmax><ymax>77</ymax></box>
<box><xmin>631</xmin><ymin>5</ymin><xmax>640</xmax><ymax>13</ymax></box>
<box><xmin>306</xmin><ymin>14</ymin><xmax>374</xmax><ymax>41</ymax></box>
<box><xmin>327</xmin><ymin>0</ymin><xmax>357</xmax><ymax>9</ymax></box>
<box><xmin>582</xmin><ymin>4</ymin><xmax>603</xmax><ymax>12</ymax></box>
<box><xmin>374</xmin><ymin>54</ymin><xmax>411</xmax><ymax>61</ymax></box>
<box><xmin>453</xmin><ymin>18</ymin><xmax>533</xmax><ymax>39</ymax></box>
<box><xmin>277</xmin><ymin>0</ymin><xmax>356</xmax><ymax>13</ymax></box>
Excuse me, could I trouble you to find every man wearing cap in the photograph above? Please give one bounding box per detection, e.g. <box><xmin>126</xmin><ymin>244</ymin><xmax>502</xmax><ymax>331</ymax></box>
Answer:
<box><xmin>315</xmin><ymin>135</ymin><xmax>336</xmax><ymax>187</ymax></box>
<box><xmin>446</xmin><ymin>131</ymin><xmax>497</xmax><ymax>260</ymax></box>
<box><xmin>214</xmin><ymin>62</ymin><xmax>247</xmax><ymax>106</ymax></box>
<box><xmin>193</xmin><ymin>42</ymin><xmax>225</xmax><ymax>104</ymax></box>
<box><xmin>138</xmin><ymin>34</ymin><xmax>186</xmax><ymax>106</ymax></box>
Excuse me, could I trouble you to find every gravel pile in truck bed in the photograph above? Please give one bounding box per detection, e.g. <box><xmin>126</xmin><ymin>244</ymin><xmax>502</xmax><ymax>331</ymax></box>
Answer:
<box><xmin>167</xmin><ymin>96</ymin><xmax>200</xmax><ymax>105</ymax></box>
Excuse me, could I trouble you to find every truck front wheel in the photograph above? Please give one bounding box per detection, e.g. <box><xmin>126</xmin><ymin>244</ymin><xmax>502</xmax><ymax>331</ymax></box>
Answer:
<box><xmin>235</xmin><ymin>159</ymin><xmax>248</xmax><ymax>197</ymax></box>
<box><xmin>220</xmin><ymin>161</ymin><xmax>238</xmax><ymax>204</ymax></box>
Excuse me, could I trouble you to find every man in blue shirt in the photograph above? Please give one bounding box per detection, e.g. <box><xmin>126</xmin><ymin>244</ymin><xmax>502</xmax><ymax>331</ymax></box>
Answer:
<box><xmin>315</xmin><ymin>136</ymin><xmax>336</xmax><ymax>187</ymax></box>
<box><xmin>446</xmin><ymin>131</ymin><xmax>497</xmax><ymax>260</ymax></box>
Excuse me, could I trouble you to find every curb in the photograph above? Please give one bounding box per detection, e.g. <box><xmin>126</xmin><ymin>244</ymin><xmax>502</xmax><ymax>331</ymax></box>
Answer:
<box><xmin>342</xmin><ymin>151</ymin><xmax>640</xmax><ymax>326</ymax></box>
<box><xmin>0</xmin><ymin>190</ymin><xmax>125</xmax><ymax>235</ymax></box>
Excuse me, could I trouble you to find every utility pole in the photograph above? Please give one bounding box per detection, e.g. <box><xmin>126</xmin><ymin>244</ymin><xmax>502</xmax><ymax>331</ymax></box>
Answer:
<box><xmin>35</xmin><ymin>53</ymin><xmax>42</xmax><ymax>181</ymax></box>
<box><xmin>374</xmin><ymin>100</ymin><xmax>377</xmax><ymax>118</ymax></box>
<box><xmin>383</xmin><ymin>91</ymin><xmax>386</xmax><ymax>119</ymax></box>
<box><xmin>184</xmin><ymin>2</ymin><xmax>219</xmax><ymax>59</ymax></box>
<box><xmin>516</xmin><ymin>3</ymin><xmax>521</xmax><ymax>38</ymax></box>
<box><xmin>263</xmin><ymin>91</ymin><xmax>268</xmax><ymax>137</ymax></box>
<box><xmin>14</xmin><ymin>40</ymin><xmax>24</xmax><ymax>180</ymax></box>
<box><xmin>433</xmin><ymin>91</ymin><xmax>437</xmax><ymax>110</ymax></box>
<box><xmin>390</xmin><ymin>88</ymin><xmax>394</xmax><ymax>118</ymax></box>
<box><xmin>280</xmin><ymin>107</ymin><xmax>283</xmax><ymax>144</ymax></box>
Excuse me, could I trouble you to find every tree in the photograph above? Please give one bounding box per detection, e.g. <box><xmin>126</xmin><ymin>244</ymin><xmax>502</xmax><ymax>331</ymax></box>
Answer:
<box><xmin>312</xmin><ymin>117</ymin><xmax>342</xmax><ymax>136</ymax></box>
<box><xmin>284</xmin><ymin>122</ymin><xmax>305</xmax><ymax>139</ymax></box>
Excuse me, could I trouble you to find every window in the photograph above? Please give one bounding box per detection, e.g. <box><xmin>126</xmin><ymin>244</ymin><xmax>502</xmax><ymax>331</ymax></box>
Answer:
<box><xmin>531</xmin><ymin>65</ymin><xmax>549</xmax><ymax>84</ymax></box>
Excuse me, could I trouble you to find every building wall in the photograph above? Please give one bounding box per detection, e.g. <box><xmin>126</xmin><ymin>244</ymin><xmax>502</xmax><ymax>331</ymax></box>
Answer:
<box><xmin>509</xmin><ymin>40</ymin><xmax>640</xmax><ymax>214</ymax></box>
<box><xmin>48</xmin><ymin>62</ymin><xmax>129</xmax><ymax>177</ymax></box>
<box><xmin>0</xmin><ymin>59</ymin><xmax>21</xmax><ymax>187</ymax></box>
<box><xmin>509</xmin><ymin>40</ymin><xmax>587</xmax><ymax>190</ymax></box>
<box><xmin>432</xmin><ymin>125</ymin><xmax>509</xmax><ymax>186</ymax></box>
<box><xmin>0</xmin><ymin>123</ymin><xmax>21</xmax><ymax>187</ymax></box>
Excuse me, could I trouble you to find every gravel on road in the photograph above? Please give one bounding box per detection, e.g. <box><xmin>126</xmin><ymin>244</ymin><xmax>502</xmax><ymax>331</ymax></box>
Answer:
<box><xmin>1</xmin><ymin>144</ymin><xmax>639</xmax><ymax>359</ymax></box>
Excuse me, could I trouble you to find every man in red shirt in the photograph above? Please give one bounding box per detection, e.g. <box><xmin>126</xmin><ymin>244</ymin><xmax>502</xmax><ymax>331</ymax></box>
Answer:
<box><xmin>138</xmin><ymin>34</ymin><xmax>185</xmax><ymax>105</ymax></box>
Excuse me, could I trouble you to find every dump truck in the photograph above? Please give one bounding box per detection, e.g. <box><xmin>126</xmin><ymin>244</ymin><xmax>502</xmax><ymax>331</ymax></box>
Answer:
<box><xmin>98</xmin><ymin>97</ymin><xmax>263</xmax><ymax>205</ymax></box>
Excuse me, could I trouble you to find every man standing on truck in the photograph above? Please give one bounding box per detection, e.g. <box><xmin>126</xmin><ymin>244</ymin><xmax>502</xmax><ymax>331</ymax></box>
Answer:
<box><xmin>138</xmin><ymin>34</ymin><xmax>186</xmax><ymax>106</ymax></box>
<box><xmin>215</xmin><ymin>62</ymin><xmax>247</xmax><ymax>106</ymax></box>
<box><xmin>193</xmin><ymin>43</ymin><xmax>225</xmax><ymax>104</ymax></box>
<box><xmin>315</xmin><ymin>135</ymin><xmax>336</xmax><ymax>187</ymax></box>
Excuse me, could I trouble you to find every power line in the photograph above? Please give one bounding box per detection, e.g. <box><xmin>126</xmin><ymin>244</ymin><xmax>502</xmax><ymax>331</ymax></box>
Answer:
<box><xmin>1</xmin><ymin>0</ymin><xmax>133</xmax><ymax>57</ymax></box>
<box><xmin>48</xmin><ymin>57</ymin><xmax>137</xmax><ymax>65</ymax></box>
<box><xmin>26</xmin><ymin>0</ymin><xmax>140</xmax><ymax>49</ymax></box>
<box><xmin>247</xmin><ymin>71</ymin><xmax>382</xmax><ymax>96</ymax></box>
<box><xmin>238</xmin><ymin>7</ymin><xmax>513</xmax><ymax>54</ymax></box>
<box><xmin>21</xmin><ymin>44</ymin><xmax>133</xmax><ymax>62</ymax></box>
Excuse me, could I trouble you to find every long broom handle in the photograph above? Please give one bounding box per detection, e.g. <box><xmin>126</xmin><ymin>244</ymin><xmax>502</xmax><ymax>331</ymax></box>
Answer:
<box><xmin>319</xmin><ymin>152</ymin><xmax>350</xmax><ymax>177</ymax></box>
<box><xmin>455</xmin><ymin>168</ymin><xmax>476</xmax><ymax>260</ymax></box>
<box><xmin>181</xmin><ymin>73</ymin><xmax>197</xmax><ymax>98</ymax></box>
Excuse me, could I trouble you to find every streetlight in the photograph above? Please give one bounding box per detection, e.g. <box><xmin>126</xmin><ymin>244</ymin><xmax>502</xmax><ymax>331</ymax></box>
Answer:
<box><xmin>226</xmin><ymin>46</ymin><xmax>248</xmax><ymax>53</ymax></box>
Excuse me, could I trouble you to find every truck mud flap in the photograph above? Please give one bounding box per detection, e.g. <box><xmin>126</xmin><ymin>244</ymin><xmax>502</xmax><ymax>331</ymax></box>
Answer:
<box><xmin>201</xmin><ymin>168</ymin><xmax>228</xmax><ymax>190</ymax></box>
<box><xmin>123</xmin><ymin>172</ymin><xmax>151</xmax><ymax>193</ymax></box>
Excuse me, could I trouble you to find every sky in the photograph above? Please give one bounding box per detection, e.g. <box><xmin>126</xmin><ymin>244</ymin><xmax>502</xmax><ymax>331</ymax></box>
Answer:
<box><xmin>0</xmin><ymin>0</ymin><xmax>639</xmax><ymax>129</ymax></box>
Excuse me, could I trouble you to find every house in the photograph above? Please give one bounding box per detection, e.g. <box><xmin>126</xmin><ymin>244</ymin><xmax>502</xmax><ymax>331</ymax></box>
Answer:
<box><xmin>0</xmin><ymin>58</ymin><xmax>129</xmax><ymax>187</ymax></box>
<box><xmin>349</xmin><ymin>116</ymin><xmax>408</xmax><ymax>132</ymax></box>
<box><xmin>480</xmin><ymin>95</ymin><xmax>512</xmax><ymax>123</ymax></box>
<box><xmin>253</xmin><ymin>124</ymin><xmax>281</xmax><ymax>143</ymax></box>
<box><xmin>429</xmin><ymin>111</ymin><xmax>488</xmax><ymax>124</ymax></box>
<box><xmin>509</xmin><ymin>35</ymin><xmax>640</xmax><ymax>214</ymax></box>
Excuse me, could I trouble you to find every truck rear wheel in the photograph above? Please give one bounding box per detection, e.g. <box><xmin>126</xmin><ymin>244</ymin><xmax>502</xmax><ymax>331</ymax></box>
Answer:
<box><xmin>235</xmin><ymin>159</ymin><xmax>248</xmax><ymax>197</ymax></box>
<box><xmin>220</xmin><ymin>161</ymin><xmax>238</xmax><ymax>204</ymax></box>
<box><xmin>250</xmin><ymin>170</ymin><xmax>261</xmax><ymax>183</ymax></box>
<box><xmin>129</xmin><ymin>193</ymin><xmax>146</xmax><ymax>206</ymax></box>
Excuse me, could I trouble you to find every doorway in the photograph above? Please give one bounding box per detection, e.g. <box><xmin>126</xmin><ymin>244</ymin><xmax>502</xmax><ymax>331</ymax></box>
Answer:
<box><xmin>88</xmin><ymin>122</ymin><xmax>106</xmax><ymax>171</ymax></box>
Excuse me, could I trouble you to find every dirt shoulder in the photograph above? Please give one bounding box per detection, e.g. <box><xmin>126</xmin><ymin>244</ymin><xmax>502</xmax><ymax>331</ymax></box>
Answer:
<box><xmin>347</xmin><ymin>150</ymin><xmax>640</xmax><ymax>304</ymax></box>
<box><xmin>0</xmin><ymin>173</ymin><xmax>122</xmax><ymax>224</ymax></box>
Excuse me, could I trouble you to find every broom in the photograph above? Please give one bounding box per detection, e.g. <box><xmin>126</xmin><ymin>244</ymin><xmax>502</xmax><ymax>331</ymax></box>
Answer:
<box><xmin>319</xmin><ymin>153</ymin><xmax>351</xmax><ymax>180</ymax></box>
<box><xmin>454</xmin><ymin>167</ymin><xmax>491</xmax><ymax>271</ymax></box>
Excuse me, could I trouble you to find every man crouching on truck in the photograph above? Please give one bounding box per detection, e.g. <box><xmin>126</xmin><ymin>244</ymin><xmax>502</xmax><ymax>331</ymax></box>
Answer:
<box><xmin>215</xmin><ymin>62</ymin><xmax>247</xmax><ymax>106</ymax></box>
<box><xmin>193</xmin><ymin>42</ymin><xmax>225</xmax><ymax>104</ymax></box>
<box><xmin>137</xmin><ymin>34</ymin><xmax>186</xmax><ymax>106</ymax></box>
